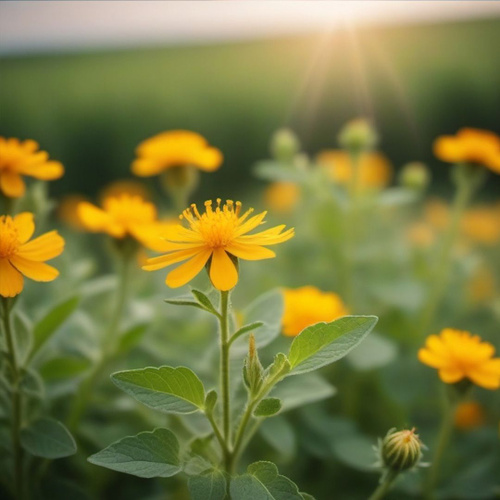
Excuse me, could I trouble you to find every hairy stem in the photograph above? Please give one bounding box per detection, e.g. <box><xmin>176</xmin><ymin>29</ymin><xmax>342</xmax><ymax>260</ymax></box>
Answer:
<box><xmin>368</xmin><ymin>469</ymin><xmax>399</xmax><ymax>500</ymax></box>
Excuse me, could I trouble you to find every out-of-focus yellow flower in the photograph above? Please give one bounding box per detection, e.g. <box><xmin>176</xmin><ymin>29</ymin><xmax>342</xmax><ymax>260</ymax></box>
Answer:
<box><xmin>406</xmin><ymin>222</ymin><xmax>436</xmax><ymax>248</ymax></box>
<box><xmin>454</xmin><ymin>401</ymin><xmax>485</xmax><ymax>430</ymax></box>
<box><xmin>77</xmin><ymin>194</ymin><xmax>173</xmax><ymax>251</ymax></box>
<box><xmin>316</xmin><ymin>150</ymin><xmax>392</xmax><ymax>189</ymax></box>
<box><xmin>99</xmin><ymin>179</ymin><xmax>152</xmax><ymax>202</ymax></box>
<box><xmin>0</xmin><ymin>212</ymin><xmax>64</xmax><ymax>297</ymax></box>
<box><xmin>58</xmin><ymin>194</ymin><xmax>90</xmax><ymax>230</ymax></box>
<box><xmin>282</xmin><ymin>286</ymin><xmax>348</xmax><ymax>337</ymax></box>
<box><xmin>263</xmin><ymin>182</ymin><xmax>300</xmax><ymax>214</ymax></box>
<box><xmin>0</xmin><ymin>138</ymin><xmax>64</xmax><ymax>198</ymax></box>
<box><xmin>418</xmin><ymin>328</ymin><xmax>500</xmax><ymax>390</ymax></box>
<box><xmin>467</xmin><ymin>266</ymin><xmax>496</xmax><ymax>304</ymax></box>
<box><xmin>143</xmin><ymin>199</ymin><xmax>294</xmax><ymax>291</ymax></box>
<box><xmin>424</xmin><ymin>198</ymin><xmax>450</xmax><ymax>230</ymax></box>
<box><xmin>434</xmin><ymin>128</ymin><xmax>500</xmax><ymax>174</ymax></box>
<box><xmin>461</xmin><ymin>206</ymin><xmax>500</xmax><ymax>245</ymax></box>
<box><xmin>131</xmin><ymin>130</ymin><xmax>223</xmax><ymax>177</ymax></box>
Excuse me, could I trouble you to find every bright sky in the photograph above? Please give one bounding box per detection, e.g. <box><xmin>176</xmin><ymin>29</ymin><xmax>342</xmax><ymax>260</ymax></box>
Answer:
<box><xmin>1</xmin><ymin>1</ymin><xmax>499</xmax><ymax>55</ymax></box>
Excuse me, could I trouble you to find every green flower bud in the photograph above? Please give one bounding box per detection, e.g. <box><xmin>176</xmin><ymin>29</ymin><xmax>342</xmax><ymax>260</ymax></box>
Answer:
<box><xmin>338</xmin><ymin>118</ymin><xmax>378</xmax><ymax>152</ymax></box>
<box><xmin>243</xmin><ymin>333</ymin><xmax>264</xmax><ymax>396</ymax></box>
<box><xmin>271</xmin><ymin>129</ymin><xmax>301</xmax><ymax>162</ymax></box>
<box><xmin>381</xmin><ymin>428</ymin><xmax>422</xmax><ymax>472</ymax></box>
<box><xmin>398</xmin><ymin>162</ymin><xmax>431</xmax><ymax>190</ymax></box>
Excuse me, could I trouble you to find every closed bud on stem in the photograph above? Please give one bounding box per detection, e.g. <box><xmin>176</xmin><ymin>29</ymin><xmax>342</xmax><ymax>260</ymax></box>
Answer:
<box><xmin>243</xmin><ymin>333</ymin><xmax>264</xmax><ymax>396</ymax></box>
<box><xmin>338</xmin><ymin>118</ymin><xmax>378</xmax><ymax>153</ymax></box>
<box><xmin>381</xmin><ymin>428</ymin><xmax>423</xmax><ymax>472</ymax></box>
<box><xmin>271</xmin><ymin>128</ymin><xmax>301</xmax><ymax>163</ymax></box>
<box><xmin>399</xmin><ymin>162</ymin><xmax>431</xmax><ymax>191</ymax></box>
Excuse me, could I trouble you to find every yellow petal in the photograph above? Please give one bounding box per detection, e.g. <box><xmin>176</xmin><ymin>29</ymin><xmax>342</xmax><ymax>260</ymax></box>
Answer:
<box><xmin>225</xmin><ymin>241</ymin><xmax>275</xmax><ymax>261</ymax></box>
<box><xmin>0</xmin><ymin>170</ymin><xmax>25</xmax><ymax>198</ymax></box>
<box><xmin>17</xmin><ymin>160</ymin><xmax>64</xmax><ymax>180</ymax></box>
<box><xmin>209</xmin><ymin>248</ymin><xmax>238</xmax><ymax>291</ymax></box>
<box><xmin>17</xmin><ymin>231</ymin><xmax>65</xmax><ymax>261</ymax></box>
<box><xmin>0</xmin><ymin>259</ymin><xmax>24</xmax><ymax>297</ymax></box>
<box><xmin>166</xmin><ymin>249</ymin><xmax>212</xmax><ymax>288</ymax></box>
<box><xmin>467</xmin><ymin>359</ymin><xmax>500</xmax><ymax>390</ymax></box>
<box><xmin>234</xmin><ymin>211</ymin><xmax>267</xmax><ymax>237</ymax></box>
<box><xmin>417</xmin><ymin>348</ymin><xmax>446</xmax><ymax>369</ymax></box>
<box><xmin>10</xmin><ymin>256</ymin><xmax>59</xmax><ymax>282</ymax></box>
<box><xmin>143</xmin><ymin>247</ymin><xmax>203</xmax><ymax>271</ymax></box>
<box><xmin>13</xmin><ymin>212</ymin><xmax>35</xmax><ymax>243</ymax></box>
<box><xmin>193</xmin><ymin>147</ymin><xmax>223</xmax><ymax>172</ymax></box>
<box><xmin>131</xmin><ymin>158</ymin><xmax>165</xmax><ymax>177</ymax></box>
<box><xmin>77</xmin><ymin>202</ymin><xmax>123</xmax><ymax>236</ymax></box>
<box><xmin>438</xmin><ymin>367</ymin><xmax>465</xmax><ymax>384</ymax></box>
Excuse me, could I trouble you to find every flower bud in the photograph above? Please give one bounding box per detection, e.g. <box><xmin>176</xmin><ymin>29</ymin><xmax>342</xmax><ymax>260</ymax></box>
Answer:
<box><xmin>270</xmin><ymin>128</ymin><xmax>301</xmax><ymax>163</ymax></box>
<box><xmin>243</xmin><ymin>333</ymin><xmax>264</xmax><ymax>396</ymax></box>
<box><xmin>398</xmin><ymin>162</ymin><xmax>431</xmax><ymax>191</ymax></box>
<box><xmin>381</xmin><ymin>428</ymin><xmax>422</xmax><ymax>472</ymax></box>
<box><xmin>338</xmin><ymin>118</ymin><xmax>378</xmax><ymax>152</ymax></box>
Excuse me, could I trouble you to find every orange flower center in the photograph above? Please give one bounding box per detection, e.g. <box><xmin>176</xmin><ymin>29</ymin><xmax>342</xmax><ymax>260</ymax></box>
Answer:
<box><xmin>180</xmin><ymin>199</ymin><xmax>250</xmax><ymax>248</ymax></box>
<box><xmin>0</xmin><ymin>216</ymin><xmax>20</xmax><ymax>258</ymax></box>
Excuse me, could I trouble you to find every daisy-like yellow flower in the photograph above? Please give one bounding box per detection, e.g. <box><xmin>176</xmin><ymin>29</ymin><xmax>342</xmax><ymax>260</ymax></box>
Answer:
<box><xmin>0</xmin><ymin>213</ymin><xmax>64</xmax><ymax>297</ymax></box>
<box><xmin>454</xmin><ymin>401</ymin><xmax>485</xmax><ymax>430</ymax></box>
<box><xmin>263</xmin><ymin>182</ymin><xmax>300</xmax><ymax>214</ymax></box>
<box><xmin>282</xmin><ymin>286</ymin><xmax>348</xmax><ymax>337</ymax></box>
<box><xmin>434</xmin><ymin>128</ymin><xmax>500</xmax><ymax>174</ymax></box>
<box><xmin>142</xmin><ymin>199</ymin><xmax>294</xmax><ymax>291</ymax></box>
<box><xmin>0</xmin><ymin>137</ymin><xmax>64</xmax><ymax>198</ymax></box>
<box><xmin>316</xmin><ymin>150</ymin><xmax>392</xmax><ymax>189</ymax></box>
<box><xmin>131</xmin><ymin>130</ymin><xmax>223</xmax><ymax>177</ymax></box>
<box><xmin>77</xmin><ymin>194</ymin><xmax>174</xmax><ymax>251</ymax></box>
<box><xmin>418</xmin><ymin>329</ymin><xmax>500</xmax><ymax>390</ymax></box>
<box><xmin>99</xmin><ymin>179</ymin><xmax>151</xmax><ymax>202</ymax></box>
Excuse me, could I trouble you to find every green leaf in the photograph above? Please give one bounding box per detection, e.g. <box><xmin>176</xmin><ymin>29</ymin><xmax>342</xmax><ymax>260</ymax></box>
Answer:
<box><xmin>13</xmin><ymin>311</ymin><xmax>33</xmax><ymax>365</ymax></box>
<box><xmin>20</xmin><ymin>418</ymin><xmax>76</xmax><ymax>459</ymax></box>
<box><xmin>30</xmin><ymin>297</ymin><xmax>79</xmax><ymax>360</ymax></box>
<box><xmin>188</xmin><ymin>468</ymin><xmax>227</xmax><ymax>500</ymax></box>
<box><xmin>88</xmin><ymin>428</ymin><xmax>181</xmax><ymax>478</ymax></box>
<box><xmin>204</xmin><ymin>389</ymin><xmax>218</xmax><ymax>414</ymax></box>
<box><xmin>191</xmin><ymin>289</ymin><xmax>219</xmax><ymax>316</ymax></box>
<box><xmin>117</xmin><ymin>324</ymin><xmax>148</xmax><ymax>354</ymax></box>
<box><xmin>254</xmin><ymin>398</ymin><xmax>282</xmax><ymax>418</ymax></box>
<box><xmin>288</xmin><ymin>316</ymin><xmax>378</xmax><ymax>375</ymax></box>
<box><xmin>264</xmin><ymin>353</ymin><xmax>291</xmax><ymax>385</ymax></box>
<box><xmin>232</xmin><ymin>289</ymin><xmax>284</xmax><ymax>355</ymax></box>
<box><xmin>260</xmin><ymin>417</ymin><xmax>296</xmax><ymax>460</ymax></box>
<box><xmin>230</xmin><ymin>322</ymin><xmax>264</xmax><ymax>346</ymax></box>
<box><xmin>112</xmin><ymin>366</ymin><xmax>205</xmax><ymax>414</ymax></box>
<box><xmin>40</xmin><ymin>357</ymin><xmax>91</xmax><ymax>380</ymax></box>
<box><xmin>346</xmin><ymin>332</ymin><xmax>397</xmax><ymax>371</ymax></box>
<box><xmin>230</xmin><ymin>461</ymin><xmax>304</xmax><ymax>500</ymax></box>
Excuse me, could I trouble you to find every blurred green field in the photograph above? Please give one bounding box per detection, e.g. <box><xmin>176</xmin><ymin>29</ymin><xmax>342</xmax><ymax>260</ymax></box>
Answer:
<box><xmin>1</xmin><ymin>18</ymin><xmax>499</xmax><ymax>200</ymax></box>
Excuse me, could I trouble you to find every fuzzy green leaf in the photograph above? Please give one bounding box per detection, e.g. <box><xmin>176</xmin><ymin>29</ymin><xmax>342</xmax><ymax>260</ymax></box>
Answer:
<box><xmin>288</xmin><ymin>316</ymin><xmax>378</xmax><ymax>375</ymax></box>
<box><xmin>188</xmin><ymin>468</ymin><xmax>227</xmax><ymax>500</ymax></box>
<box><xmin>254</xmin><ymin>398</ymin><xmax>282</xmax><ymax>418</ymax></box>
<box><xmin>230</xmin><ymin>461</ymin><xmax>304</xmax><ymax>500</ymax></box>
<box><xmin>20</xmin><ymin>418</ymin><xmax>76</xmax><ymax>459</ymax></box>
<box><xmin>88</xmin><ymin>428</ymin><xmax>181</xmax><ymax>478</ymax></box>
<box><xmin>111</xmin><ymin>366</ymin><xmax>205</xmax><ymax>414</ymax></box>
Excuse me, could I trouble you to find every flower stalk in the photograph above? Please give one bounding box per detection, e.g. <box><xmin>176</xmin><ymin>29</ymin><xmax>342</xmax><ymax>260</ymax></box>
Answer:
<box><xmin>368</xmin><ymin>469</ymin><xmax>399</xmax><ymax>500</ymax></box>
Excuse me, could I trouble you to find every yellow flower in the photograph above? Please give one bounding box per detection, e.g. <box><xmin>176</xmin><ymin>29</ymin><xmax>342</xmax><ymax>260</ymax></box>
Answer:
<box><xmin>77</xmin><ymin>194</ymin><xmax>174</xmax><ymax>251</ymax></box>
<box><xmin>142</xmin><ymin>199</ymin><xmax>294</xmax><ymax>291</ymax></box>
<box><xmin>282</xmin><ymin>286</ymin><xmax>348</xmax><ymax>337</ymax></box>
<box><xmin>434</xmin><ymin>128</ymin><xmax>500</xmax><ymax>173</ymax></box>
<box><xmin>57</xmin><ymin>194</ymin><xmax>90</xmax><ymax>230</ymax></box>
<box><xmin>0</xmin><ymin>213</ymin><xmax>64</xmax><ymax>297</ymax></box>
<box><xmin>316</xmin><ymin>150</ymin><xmax>392</xmax><ymax>189</ymax></box>
<box><xmin>263</xmin><ymin>182</ymin><xmax>300</xmax><ymax>214</ymax></box>
<box><xmin>461</xmin><ymin>206</ymin><xmax>500</xmax><ymax>245</ymax></box>
<box><xmin>418</xmin><ymin>329</ymin><xmax>500</xmax><ymax>390</ymax></box>
<box><xmin>131</xmin><ymin>130</ymin><xmax>223</xmax><ymax>177</ymax></box>
<box><xmin>454</xmin><ymin>401</ymin><xmax>485</xmax><ymax>430</ymax></box>
<box><xmin>0</xmin><ymin>137</ymin><xmax>64</xmax><ymax>198</ymax></box>
<box><xmin>99</xmin><ymin>179</ymin><xmax>152</xmax><ymax>202</ymax></box>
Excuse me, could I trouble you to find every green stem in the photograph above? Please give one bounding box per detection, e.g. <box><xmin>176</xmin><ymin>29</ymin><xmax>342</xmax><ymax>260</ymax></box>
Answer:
<box><xmin>2</xmin><ymin>298</ymin><xmax>24</xmax><ymax>499</ymax></box>
<box><xmin>230</xmin><ymin>400</ymin><xmax>257</xmax><ymax>471</ymax></box>
<box><xmin>67</xmin><ymin>252</ymin><xmax>131</xmax><ymax>431</ymax></box>
<box><xmin>424</xmin><ymin>393</ymin><xmax>457</xmax><ymax>500</ymax></box>
<box><xmin>368</xmin><ymin>469</ymin><xmax>399</xmax><ymax>500</ymax></box>
<box><xmin>218</xmin><ymin>290</ymin><xmax>231</xmax><ymax>470</ymax></box>
<box><xmin>417</xmin><ymin>167</ymin><xmax>473</xmax><ymax>337</ymax></box>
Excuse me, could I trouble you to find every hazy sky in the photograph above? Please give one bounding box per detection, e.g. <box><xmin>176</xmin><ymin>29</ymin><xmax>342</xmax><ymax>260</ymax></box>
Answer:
<box><xmin>1</xmin><ymin>1</ymin><xmax>499</xmax><ymax>55</ymax></box>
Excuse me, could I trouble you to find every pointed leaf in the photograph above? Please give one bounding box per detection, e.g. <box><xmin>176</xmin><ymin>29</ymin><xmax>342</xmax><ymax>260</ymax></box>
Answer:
<box><xmin>88</xmin><ymin>428</ymin><xmax>181</xmax><ymax>478</ymax></box>
<box><xmin>230</xmin><ymin>461</ymin><xmax>304</xmax><ymax>500</ymax></box>
<box><xmin>112</xmin><ymin>366</ymin><xmax>205</xmax><ymax>414</ymax></box>
<box><xmin>288</xmin><ymin>316</ymin><xmax>378</xmax><ymax>375</ymax></box>
<box><xmin>20</xmin><ymin>418</ymin><xmax>76</xmax><ymax>459</ymax></box>
<box><xmin>191</xmin><ymin>289</ymin><xmax>219</xmax><ymax>316</ymax></box>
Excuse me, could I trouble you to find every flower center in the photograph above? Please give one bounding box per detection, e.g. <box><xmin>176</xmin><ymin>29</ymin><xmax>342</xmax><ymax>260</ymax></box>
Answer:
<box><xmin>0</xmin><ymin>216</ymin><xmax>21</xmax><ymax>258</ymax></box>
<box><xmin>181</xmin><ymin>199</ymin><xmax>250</xmax><ymax>248</ymax></box>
